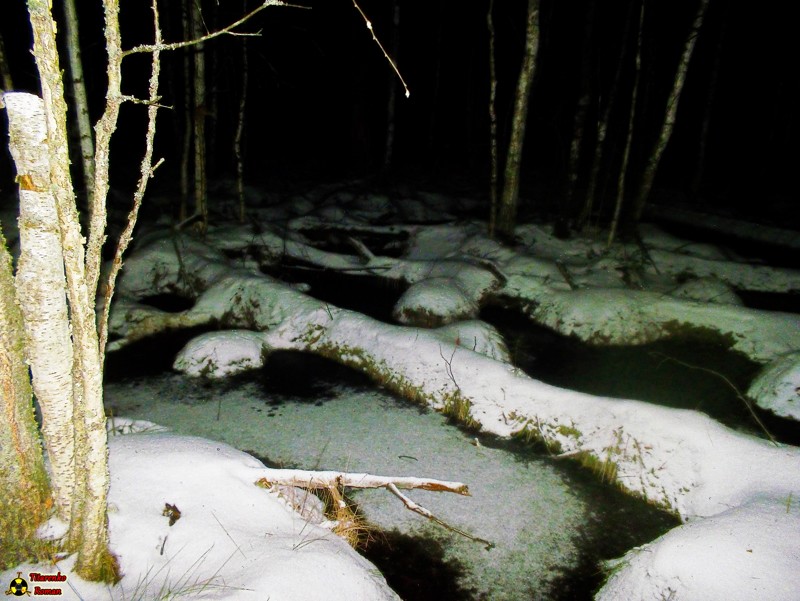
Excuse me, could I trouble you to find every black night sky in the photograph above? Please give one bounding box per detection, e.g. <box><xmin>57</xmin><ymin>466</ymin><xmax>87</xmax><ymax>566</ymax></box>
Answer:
<box><xmin>1</xmin><ymin>0</ymin><xmax>798</xmax><ymax>227</ymax></box>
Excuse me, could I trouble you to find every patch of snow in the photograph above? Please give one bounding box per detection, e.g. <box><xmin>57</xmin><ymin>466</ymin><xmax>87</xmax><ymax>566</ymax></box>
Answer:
<box><xmin>2</xmin><ymin>427</ymin><xmax>399</xmax><ymax>600</ymax></box>
<box><xmin>748</xmin><ymin>351</ymin><xmax>800</xmax><ymax>420</ymax></box>
<box><xmin>394</xmin><ymin>277</ymin><xmax>477</xmax><ymax>325</ymax></box>
<box><xmin>668</xmin><ymin>276</ymin><xmax>743</xmax><ymax>305</ymax></box>
<box><xmin>173</xmin><ymin>330</ymin><xmax>270</xmax><ymax>378</ymax></box>
<box><xmin>596</xmin><ymin>496</ymin><xmax>800</xmax><ymax>601</ymax></box>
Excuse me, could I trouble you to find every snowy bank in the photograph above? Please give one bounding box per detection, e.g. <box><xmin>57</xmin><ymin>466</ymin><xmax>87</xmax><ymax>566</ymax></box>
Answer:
<box><xmin>2</xmin><ymin>423</ymin><xmax>399</xmax><ymax>600</ymax></box>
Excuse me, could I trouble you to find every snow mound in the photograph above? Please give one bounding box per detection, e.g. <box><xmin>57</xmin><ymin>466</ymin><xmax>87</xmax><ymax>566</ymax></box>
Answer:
<box><xmin>174</xmin><ymin>329</ymin><xmax>270</xmax><ymax>378</ymax></box>
<box><xmin>1</xmin><ymin>431</ymin><xmax>400</xmax><ymax>600</ymax></box>
<box><xmin>748</xmin><ymin>351</ymin><xmax>800</xmax><ymax>420</ymax></box>
<box><xmin>597</xmin><ymin>496</ymin><xmax>800</xmax><ymax>601</ymax></box>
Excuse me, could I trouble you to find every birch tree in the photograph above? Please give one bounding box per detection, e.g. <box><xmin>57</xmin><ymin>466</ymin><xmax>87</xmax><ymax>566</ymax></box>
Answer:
<box><xmin>631</xmin><ymin>0</ymin><xmax>710</xmax><ymax>222</ymax></box>
<box><xmin>0</xmin><ymin>218</ymin><xmax>50</xmax><ymax>570</ymax></box>
<box><xmin>495</xmin><ymin>0</ymin><xmax>540</xmax><ymax>241</ymax></box>
<box><xmin>2</xmin><ymin>0</ymin><xmax>284</xmax><ymax>581</ymax></box>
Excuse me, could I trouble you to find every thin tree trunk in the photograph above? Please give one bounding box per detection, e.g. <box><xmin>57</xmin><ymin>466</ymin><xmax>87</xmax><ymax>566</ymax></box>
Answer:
<box><xmin>0</xmin><ymin>223</ymin><xmax>50</xmax><ymax>569</ymax></box>
<box><xmin>63</xmin><ymin>0</ymin><xmax>96</xmax><ymax>205</ymax></box>
<box><xmin>180</xmin><ymin>0</ymin><xmax>192</xmax><ymax>221</ymax></box>
<box><xmin>382</xmin><ymin>0</ymin><xmax>400</xmax><ymax>172</ymax></box>
<box><xmin>632</xmin><ymin>0</ymin><xmax>710</xmax><ymax>222</ymax></box>
<box><xmin>578</xmin><ymin>0</ymin><xmax>635</xmax><ymax>230</ymax></box>
<box><xmin>0</xmin><ymin>33</ymin><xmax>13</xmax><ymax>90</ymax></box>
<box><xmin>5</xmin><ymin>93</ymin><xmax>76</xmax><ymax>521</ymax></box>
<box><xmin>487</xmin><ymin>0</ymin><xmax>499</xmax><ymax>237</ymax></box>
<box><xmin>192</xmin><ymin>0</ymin><xmax>208</xmax><ymax>230</ymax></box>
<box><xmin>496</xmin><ymin>0</ymin><xmax>540</xmax><ymax>241</ymax></box>
<box><xmin>564</xmin><ymin>0</ymin><xmax>595</xmax><ymax>221</ymax></box>
<box><xmin>235</xmin><ymin>6</ymin><xmax>248</xmax><ymax>224</ymax></box>
<box><xmin>608</xmin><ymin>2</ymin><xmax>644</xmax><ymax>247</ymax></box>
<box><xmin>25</xmin><ymin>0</ymin><xmax>119</xmax><ymax>582</ymax></box>
<box><xmin>690</xmin><ymin>2</ymin><xmax>727</xmax><ymax>198</ymax></box>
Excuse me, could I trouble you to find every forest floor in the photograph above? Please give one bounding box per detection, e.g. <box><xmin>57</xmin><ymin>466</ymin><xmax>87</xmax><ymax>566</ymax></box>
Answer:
<box><xmin>3</xmin><ymin>179</ymin><xmax>799</xmax><ymax>599</ymax></box>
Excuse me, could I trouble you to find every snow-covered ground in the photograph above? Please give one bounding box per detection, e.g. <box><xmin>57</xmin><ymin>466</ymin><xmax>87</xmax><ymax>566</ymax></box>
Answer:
<box><xmin>5</xmin><ymin>183</ymin><xmax>800</xmax><ymax>599</ymax></box>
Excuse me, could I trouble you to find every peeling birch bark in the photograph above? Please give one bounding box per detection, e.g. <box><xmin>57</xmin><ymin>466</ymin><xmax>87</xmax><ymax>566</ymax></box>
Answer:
<box><xmin>5</xmin><ymin>92</ymin><xmax>76</xmax><ymax>520</ymax></box>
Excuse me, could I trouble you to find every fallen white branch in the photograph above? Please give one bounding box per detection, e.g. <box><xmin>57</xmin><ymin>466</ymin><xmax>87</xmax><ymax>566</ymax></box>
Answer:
<box><xmin>255</xmin><ymin>468</ymin><xmax>492</xmax><ymax>548</ymax></box>
<box><xmin>255</xmin><ymin>469</ymin><xmax>469</xmax><ymax>495</ymax></box>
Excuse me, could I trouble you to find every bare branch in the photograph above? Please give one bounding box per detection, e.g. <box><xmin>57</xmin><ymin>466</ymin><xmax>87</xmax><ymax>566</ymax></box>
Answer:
<box><xmin>99</xmin><ymin>0</ymin><xmax>164</xmax><ymax>360</ymax></box>
<box><xmin>124</xmin><ymin>0</ymin><xmax>297</xmax><ymax>56</ymax></box>
<box><xmin>387</xmin><ymin>483</ymin><xmax>493</xmax><ymax>548</ymax></box>
<box><xmin>351</xmin><ymin>0</ymin><xmax>410</xmax><ymax>98</ymax></box>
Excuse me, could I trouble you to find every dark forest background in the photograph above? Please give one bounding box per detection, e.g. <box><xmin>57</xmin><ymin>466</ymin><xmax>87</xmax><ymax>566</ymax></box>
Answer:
<box><xmin>1</xmin><ymin>0</ymin><xmax>797</xmax><ymax>227</ymax></box>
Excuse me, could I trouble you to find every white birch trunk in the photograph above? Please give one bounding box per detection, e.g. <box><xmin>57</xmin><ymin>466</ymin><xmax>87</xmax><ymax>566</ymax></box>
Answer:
<box><xmin>5</xmin><ymin>92</ymin><xmax>76</xmax><ymax>520</ymax></box>
<box><xmin>26</xmin><ymin>1</ymin><xmax>118</xmax><ymax>580</ymax></box>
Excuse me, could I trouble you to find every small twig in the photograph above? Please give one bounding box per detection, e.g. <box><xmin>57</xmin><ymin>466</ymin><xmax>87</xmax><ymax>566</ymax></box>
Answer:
<box><xmin>439</xmin><ymin>344</ymin><xmax>460</xmax><ymax>392</ymax></box>
<box><xmin>386</xmin><ymin>483</ymin><xmax>493</xmax><ymax>549</ymax></box>
<box><xmin>212</xmin><ymin>512</ymin><xmax>247</xmax><ymax>560</ymax></box>
<box><xmin>351</xmin><ymin>0</ymin><xmax>410</xmax><ymax>98</ymax></box>
<box><xmin>651</xmin><ymin>352</ymin><xmax>778</xmax><ymax>446</ymax></box>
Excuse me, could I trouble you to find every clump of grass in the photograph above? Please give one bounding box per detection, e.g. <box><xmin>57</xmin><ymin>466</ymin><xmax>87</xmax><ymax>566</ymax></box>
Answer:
<box><xmin>317</xmin><ymin>486</ymin><xmax>373</xmax><ymax>549</ymax></box>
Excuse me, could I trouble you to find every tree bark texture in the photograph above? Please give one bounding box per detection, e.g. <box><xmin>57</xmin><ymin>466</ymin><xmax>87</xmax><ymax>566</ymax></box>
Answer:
<box><xmin>496</xmin><ymin>0</ymin><xmax>540</xmax><ymax>241</ymax></box>
<box><xmin>0</xmin><ymin>222</ymin><xmax>50</xmax><ymax>569</ymax></box>
<box><xmin>25</xmin><ymin>1</ymin><xmax>118</xmax><ymax>582</ymax></box>
<box><xmin>5</xmin><ymin>92</ymin><xmax>76</xmax><ymax>520</ymax></box>
<box><xmin>63</xmin><ymin>0</ymin><xmax>96</xmax><ymax>205</ymax></box>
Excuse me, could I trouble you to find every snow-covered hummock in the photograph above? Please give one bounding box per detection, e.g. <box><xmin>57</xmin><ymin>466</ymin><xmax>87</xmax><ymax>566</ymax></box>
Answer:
<box><xmin>748</xmin><ymin>351</ymin><xmax>800</xmax><ymax>420</ymax></box>
<box><xmin>2</xmin><ymin>421</ymin><xmax>399</xmax><ymax>601</ymax></box>
<box><xmin>597</xmin><ymin>496</ymin><xmax>800</xmax><ymax>601</ymax></box>
<box><xmin>173</xmin><ymin>330</ymin><xmax>271</xmax><ymax>378</ymax></box>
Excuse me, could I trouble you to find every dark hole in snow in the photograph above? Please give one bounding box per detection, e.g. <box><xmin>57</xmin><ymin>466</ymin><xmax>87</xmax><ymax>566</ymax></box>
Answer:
<box><xmin>735</xmin><ymin>289</ymin><xmax>800</xmax><ymax>314</ymax></box>
<box><xmin>262</xmin><ymin>261</ymin><xmax>405</xmax><ymax>323</ymax></box>
<box><xmin>297</xmin><ymin>227</ymin><xmax>409</xmax><ymax>258</ymax></box>
<box><xmin>258</xmin><ymin>350</ymin><xmax>377</xmax><ymax>402</ymax></box>
<box><xmin>138</xmin><ymin>293</ymin><xmax>195</xmax><ymax>313</ymax></box>
<box><xmin>482</xmin><ymin>306</ymin><xmax>800</xmax><ymax>446</ymax></box>
<box><xmin>104</xmin><ymin>326</ymin><xmax>215</xmax><ymax>382</ymax></box>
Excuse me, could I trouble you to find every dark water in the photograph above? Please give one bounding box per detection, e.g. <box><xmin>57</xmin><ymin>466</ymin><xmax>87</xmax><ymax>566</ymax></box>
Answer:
<box><xmin>481</xmin><ymin>305</ymin><xmax>800</xmax><ymax>447</ymax></box>
<box><xmin>106</xmin><ymin>339</ymin><xmax>678</xmax><ymax>601</ymax></box>
<box><xmin>105</xmin><ymin>271</ymin><xmax>799</xmax><ymax>599</ymax></box>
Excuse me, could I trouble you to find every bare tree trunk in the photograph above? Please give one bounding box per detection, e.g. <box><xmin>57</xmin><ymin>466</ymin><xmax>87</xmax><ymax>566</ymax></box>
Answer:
<box><xmin>25</xmin><ymin>0</ymin><xmax>119</xmax><ymax>581</ymax></box>
<box><xmin>690</xmin><ymin>2</ymin><xmax>726</xmax><ymax>199</ymax></box>
<box><xmin>180</xmin><ymin>0</ymin><xmax>192</xmax><ymax>221</ymax></box>
<box><xmin>632</xmin><ymin>0</ymin><xmax>710</xmax><ymax>222</ymax></box>
<box><xmin>608</xmin><ymin>1</ymin><xmax>644</xmax><ymax>247</ymax></box>
<box><xmin>496</xmin><ymin>0</ymin><xmax>540</xmax><ymax>241</ymax></box>
<box><xmin>487</xmin><ymin>0</ymin><xmax>499</xmax><ymax>237</ymax></box>
<box><xmin>235</xmin><ymin>5</ymin><xmax>249</xmax><ymax>224</ymax></box>
<box><xmin>382</xmin><ymin>0</ymin><xmax>400</xmax><ymax>172</ymax></box>
<box><xmin>0</xmin><ymin>224</ymin><xmax>50</xmax><ymax>570</ymax></box>
<box><xmin>5</xmin><ymin>93</ymin><xmax>76</xmax><ymax>521</ymax></box>
<box><xmin>192</xmin><ymin>0</ymin><xmax>208</xmax><ymax>231</ymax></box>
<box><xmin>63</xmin><ymin>0</ymin><xmax>95</xmax><ymax>205</ymax></box>
<box><xmin>578</xmin><ymin>0</ymin><xmax>636</xmax><ymax>230</ymax></box>
<box><xmin>0</xmin><ymin>33</ymin><xmax>13</xmax><ymax>90</ymax></box>
<box><xmin>564</xmin><ymin>0</ymin><xmax>595</xmax><ymax>221</ymax></box>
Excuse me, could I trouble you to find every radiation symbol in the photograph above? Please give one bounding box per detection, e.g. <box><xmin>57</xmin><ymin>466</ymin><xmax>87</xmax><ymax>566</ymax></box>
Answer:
<box><xmin>5</xmin><ymin>572</ymin><xmax>31</xmax><ymax>596</ymax></box>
